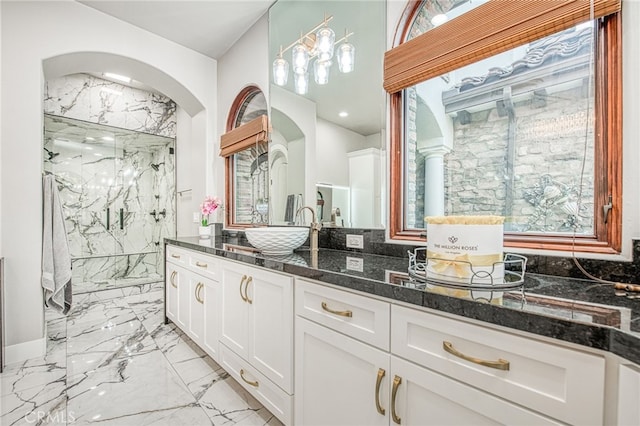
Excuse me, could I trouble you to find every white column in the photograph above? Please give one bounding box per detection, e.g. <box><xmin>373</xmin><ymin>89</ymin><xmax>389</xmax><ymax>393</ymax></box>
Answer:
<box><xmin>419</xmin><ymin>146</ymin><xmax>450</xmax><ymax>217</ymax></box>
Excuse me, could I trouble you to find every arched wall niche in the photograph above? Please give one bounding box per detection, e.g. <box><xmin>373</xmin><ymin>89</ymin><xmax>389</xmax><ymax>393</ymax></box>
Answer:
<box><xmin>42</xmin><ymin>51</ymin><xmax>205</xmax><ymax>116</ymax></box>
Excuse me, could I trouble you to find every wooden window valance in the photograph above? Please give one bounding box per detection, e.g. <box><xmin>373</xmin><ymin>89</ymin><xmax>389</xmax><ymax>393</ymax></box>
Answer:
<box><xmin>219</xmin><ymin>114</ymin><xmax>269</xmax><ymax>157</ymax></box>
<box><xmin>383</xmin><ymin>0</ymin><xmax>621</xmax><ymax>94</ymax></box>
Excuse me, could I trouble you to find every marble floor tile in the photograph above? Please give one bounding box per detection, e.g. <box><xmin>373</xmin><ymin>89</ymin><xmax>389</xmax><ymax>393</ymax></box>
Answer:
<box><xmin>0</xmin><ymin>380</ymin><xmax>67</xmax><ymax>426</ymax></box>
<box><xmin>124</xmin><ymin>289</ymin><xmax>165</xmax><ymax>335</ymax></box>
<box><xmin>66</xmin><ymin>350</ymin><xmax>200</xmax><ymax>424</ymax></box>
<box><xmin>197</xmin><ymin>375</ymin><xmax>281</xmax><ymax>426</ymax></box>
<box><xmin>2</xmin><ymin>281</ymin><xmax>279</xmax><ymax>426</ymax></box>
<box><xmin>67</xmin><ymin>319</ymin><xmax>158</xmax><ymax>377</ymax></box>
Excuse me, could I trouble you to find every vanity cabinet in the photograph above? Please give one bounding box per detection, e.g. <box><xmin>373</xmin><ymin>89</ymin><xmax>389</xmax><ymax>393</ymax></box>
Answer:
<box><xmin>618</xmin><ymin>364</ymin><xmax>640</xmax><ymax>425</ymax></box>
<box><xmin>165</xmin><ymin>245</ymin><xmax>220</xmax><ymax>361</ymax></box>
<box><xmin>218</xmin><ymin>258</ymin><xmax>294</xmax><ymax>424</ymax></box>
<box><xmin>295</xmin><ymin>278</ymin><xmax>605</xmax><ymax>425</ymax></box>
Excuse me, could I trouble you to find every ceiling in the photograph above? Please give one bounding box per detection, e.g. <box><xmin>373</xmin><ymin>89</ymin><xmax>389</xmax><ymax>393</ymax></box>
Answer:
<box><xmin>78</xmin><ymin>0</ymin><xmax>385</xmax><ymax>137</ymax></box>
<box><xmin>79</xmin><ymin>0</ymin><xmax>275</xmax><ymax>59</ymax></box>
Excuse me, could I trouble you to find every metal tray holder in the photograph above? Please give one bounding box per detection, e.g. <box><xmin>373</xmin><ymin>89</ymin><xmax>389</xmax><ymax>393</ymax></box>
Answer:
<box><xmin>408</xmin><ymin>247</ymin><xmax>527</xmax><ymax>291</ymax></box>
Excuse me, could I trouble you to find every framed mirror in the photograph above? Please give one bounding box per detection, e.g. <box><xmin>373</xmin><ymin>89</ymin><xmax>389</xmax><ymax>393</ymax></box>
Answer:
<box><xmin>268</xmin><ymin>0</ymin><xmax>386</xmax><ymax>228</ymax></box>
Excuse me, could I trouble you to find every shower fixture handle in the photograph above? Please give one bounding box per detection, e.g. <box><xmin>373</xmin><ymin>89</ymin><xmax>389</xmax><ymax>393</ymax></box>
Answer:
<box><xmin>159</xmin><ymin>208</ymin><xmax>166</xmax><ymax>217</ymax></box>
<box><xmin>106</xmin><ymin>208</ymin><xmax>110</xmax><ymax>230</ymax></box>
<box><xmin>120</xmin><ymin>208</ymin><xmax>124</xmax><ymax>230</ymax></box>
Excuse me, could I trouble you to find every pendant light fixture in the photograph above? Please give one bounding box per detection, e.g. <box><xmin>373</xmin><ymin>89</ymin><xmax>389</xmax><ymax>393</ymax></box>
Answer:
<box><xmin>271</xmin><ymin>14</ymin><xmax>354</xmax><ymax>93</ymax></box>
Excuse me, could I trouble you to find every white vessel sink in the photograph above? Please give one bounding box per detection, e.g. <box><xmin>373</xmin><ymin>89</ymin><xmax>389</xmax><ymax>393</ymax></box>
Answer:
<box><xmin>244</xmin><ymin>226</ymin><xmax>309</xmax><ymax>255</ymax></box>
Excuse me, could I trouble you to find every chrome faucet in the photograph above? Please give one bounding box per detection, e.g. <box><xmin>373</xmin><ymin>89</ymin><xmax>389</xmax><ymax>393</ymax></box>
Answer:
<box><xmin>295</xmin><ymin>206</ymin><xmax>321</xmax><ymax>264</ymax></box>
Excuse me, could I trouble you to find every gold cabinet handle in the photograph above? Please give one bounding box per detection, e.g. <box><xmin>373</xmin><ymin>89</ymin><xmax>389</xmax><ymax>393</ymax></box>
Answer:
<box><xmin>375</xmin><ymin>368</ymin><xmax>386</xmax><ymax>415</ymax></box>
<box><xmin>321</xmin><ymin>301</ymin><xmax>352</xmax><ymax>317</ymax></box>
<box><xmin>239</xmin><ymin>369</ymin><xmax>259</xmax><ymax>387</ymax></box>
<box><xmin>391</xmin><ymin>375</ymin><xmax>402</xmax><ymax>425</ymax></box>
<box><xmin>442</xmin><ymin>341</ymin><xmax>510</xmax><ymax>371</ymax></box>
<box><xmin>170</xmin><ymin>270</ymin><xmax>177</xmax><ymax>288</ymax></box>
<box><xmin>239</xmin><ymin>275</ymin><xmax>247</xmax><ymax>302</ymax></box>
<box><xmin>195</xmin><ymin>283</ymin><xmax>204</xmax><ymax>304</ymax></box>
<box><xmin>195</xmin><ymin>261</ymin><xmax>208</xmax><ymax>268</ymax></box>
<box><xmin>171</xmin><ymin>254</ymin><xmax>181</xmax><ymax>259</ymax></box>
<box><xmin>244</xmin><ymin>276</ymin><xmax>253</xmax><ymax>304</ymax></box>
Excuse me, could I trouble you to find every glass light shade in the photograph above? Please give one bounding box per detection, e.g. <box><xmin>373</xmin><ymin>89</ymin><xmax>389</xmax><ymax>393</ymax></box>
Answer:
<box><xmin>294</xmin><ymin>72</ymin><xmax>309</xmax><ymax>95</ymax></box>
<box><xmin>292</xmin><ymin>43</ymin><xmax>309</xmax><ymax>74</ymax></box>
<box><xmin>273</xmin><ymin>57</ymin><xmax>289</xmax><ymax>86</ymax></box>
<box><xmin>315</xmin><ymin>26</ymin><xmax>335</xmax><ymax>61</ymax></box>
<box><xmin>313</xmin><ymin>59</ymin><xmax>331</xmax><ymax>85</ymax></box>
<box><xmin>337</xmin><ymin>42</ymin><xmax>355</xmax><ymax>73</ymax></box>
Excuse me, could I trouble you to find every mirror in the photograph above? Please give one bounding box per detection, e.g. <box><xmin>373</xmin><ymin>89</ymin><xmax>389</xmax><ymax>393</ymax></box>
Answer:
<box><xmin>268</xmin><ymin>0</ymin><xmax>386</xmax><ymax>228</ymax></box>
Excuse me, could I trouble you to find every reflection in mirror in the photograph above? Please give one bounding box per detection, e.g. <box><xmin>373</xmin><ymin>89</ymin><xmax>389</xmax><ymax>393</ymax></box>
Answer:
<box><xmin>223</xmin><ymin>87</ymin><xmax>269</xmax><ymax>227</ymax></box>
<box><xmin>270</xmin><ymin>106</ymin><xmax>305</xmax><ymax>225</ymax></box>
<box><xmin>268</xmin><ymin>0</ymin><xmax>386</xmax><ymax>229</ymax></box>
<box><xmin>316</xmin><ymin>183</ymin><xmax>350</xmax><ymax>227</ymax></box>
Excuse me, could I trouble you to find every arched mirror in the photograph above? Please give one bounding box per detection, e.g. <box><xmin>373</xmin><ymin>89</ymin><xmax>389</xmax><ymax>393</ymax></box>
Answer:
<box><xmin>222</xmin><ymin>86</ymin><xmax>269</xmax><ymax>228</ymax></box>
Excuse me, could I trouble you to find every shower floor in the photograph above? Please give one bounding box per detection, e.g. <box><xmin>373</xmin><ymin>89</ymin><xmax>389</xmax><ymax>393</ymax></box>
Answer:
<box><xmin>73</xmin><ymin>274</ymin><xmax>163</xmax><ymax>294</ymax></box>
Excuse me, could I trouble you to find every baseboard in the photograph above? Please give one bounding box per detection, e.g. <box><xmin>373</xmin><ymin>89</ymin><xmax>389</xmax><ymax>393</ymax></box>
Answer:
<box><xmin>4</xmin><ymin>336</ymin><xmax>46</xmax><ymax>366</ymax></box>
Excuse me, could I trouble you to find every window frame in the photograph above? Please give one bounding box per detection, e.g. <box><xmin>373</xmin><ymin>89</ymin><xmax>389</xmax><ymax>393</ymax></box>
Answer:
<box><xmin>223</xmin><ymin>85</ymin><xmax>268</xmax><ymax>229</ymax></box>
<box><xmin>388</xmin><ymin>1</ymin><xmax>622</xmax><ymax>254</ymax></box>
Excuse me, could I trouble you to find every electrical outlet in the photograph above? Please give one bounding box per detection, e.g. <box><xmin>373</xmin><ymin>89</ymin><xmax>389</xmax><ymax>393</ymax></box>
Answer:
<box><xmin>346</xmin><ymin>256</ymin><xmax>364</xmax><ymax>272</ymax></box>
<box><xmin>193</xmin><ymin>212</ymin><xmax>200</xmax><ymax>223</ymax></box>
<box><xmin>346</xmin><ymin>234</ymin><xmax>364</xmax><ymax>249</ymax></box>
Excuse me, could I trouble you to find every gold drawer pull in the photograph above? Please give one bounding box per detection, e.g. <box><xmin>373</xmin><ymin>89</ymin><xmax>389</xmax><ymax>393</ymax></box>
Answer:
<box><xmin>171</xmin><ymin>254</ymin><xmax>181</xmax><ymax>259</ymax></box>
<box><xmin>391</xmin><ymin>375</ymin><xmax>402</xmax><ymax>424</ymax></box>
<box><xmin>195</xmin><ymin>261</ymin><xmax>208</xmax><ymax>268</ymax></box>
<box><xmin>239</xmin><ymin>275</ymin><xmax>248</xmax><ymax>302</ymax></box>
<box><xmin>195</xmin><ymin>283</ymin><xmax>204</xmax><ymax>304</ymax></box>
<box><xmin>375</xmin><ymin>368</ymin><xmax>386</xmax><ymax>415</ymax></box>
<box><xmin>321</xmin><ymin>302</ymin><xmax>352</xmax><ymax>317</ymax></box>
<box><xmin>442</xmin><ymin>341</ymin><xmax>510</xmax><ymax>371</ymax></box>
<box><xmin>170</xmin><ymin>271</ymin><xmax>177</xmax><ymax>288</ymax></box>
<box><xmin>240</xmin><ymin>369</ymin><xmax>259</xmax><ymax>387</ymax></box>
<box><xmin>245</xmin><ymin>276</ymin><xmax>253</xmax><ymax>304</ymax></box>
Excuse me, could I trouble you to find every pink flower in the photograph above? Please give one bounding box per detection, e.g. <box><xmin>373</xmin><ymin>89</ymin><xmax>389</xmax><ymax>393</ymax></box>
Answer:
<box><xmin>200</xmin><ymin>196</ymin><xmax>222</xmax><ymax>226</ymax></box>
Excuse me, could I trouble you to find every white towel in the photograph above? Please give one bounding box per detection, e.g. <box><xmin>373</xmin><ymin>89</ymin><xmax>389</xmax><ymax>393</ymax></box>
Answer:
<box><xmin>42</xmin><ymin>174</ymin><xmax>72</xmax><ymax>314</ymax></box>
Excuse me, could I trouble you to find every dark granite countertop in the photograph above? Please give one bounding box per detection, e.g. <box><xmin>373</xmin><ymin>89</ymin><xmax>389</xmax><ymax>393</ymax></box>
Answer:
<box><xmin>165</xmin><ymin>236</ymin><xmax>640</xmax><ymax>365</ymax></box>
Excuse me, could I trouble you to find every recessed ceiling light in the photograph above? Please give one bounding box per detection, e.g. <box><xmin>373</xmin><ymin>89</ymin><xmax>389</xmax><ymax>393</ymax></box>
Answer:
<box><xmin>102</xmin><ymin>136</ymin><xmax>114</xmax><ymax>141</ymax></box>
<box><xmin>431</xmin><ymin>14</ymin><xmax>448</xmax><ymax>26</ymax></box>
<box><xmin>85</xmin><ymin>137</ymin><xmax>95</xmax><ymax>141</ymax></box>
<box><xmin>339</xmin><ymin>111</ymin><xmax>349</xmax><ymax>118</ymax></box>
<box><xmin>103</xmin><ymin>72</ymin><xmax>131</xmax><ymax>83</ymax></box>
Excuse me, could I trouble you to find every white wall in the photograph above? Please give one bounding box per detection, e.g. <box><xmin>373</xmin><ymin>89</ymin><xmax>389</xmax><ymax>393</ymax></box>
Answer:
<box><xmin>316</xmin><ymin>118</ymin><xmax>367</xmax><ymax>186</ymax></box>
<box><xmin>0</xmin><ymin>1</ymin><xmax>217</xmax><ymax>361</ymax></box>
<box><xmin>216</xmin><ymin>13</ymin><xmax>270</xmax><ymax>221</ymax></box>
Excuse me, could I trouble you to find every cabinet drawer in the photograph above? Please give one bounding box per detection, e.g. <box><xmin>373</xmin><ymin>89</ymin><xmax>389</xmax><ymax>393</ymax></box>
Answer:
<box><xmin>166</xmin><ymin>245</ymin><xmax>189</xmax><ymax>266</ymax></box>
<box><xmin>188</xmin><ymin>251</ymin><xmax>218</xmax><ymax>281</ymax></box>
<box><xmin>295</xmin><ymin>278</ymin><xmax>390</xmax><ymax>351</ymax></box>
<box><xmin>220</xmin><ymin>344</ymin><xmax>292</xmax><ymax>425</ymax></box>
<box><xmin>391</xmin><ymin>305</ymin><xmax>605</xmax><ymax>426</ymax></box>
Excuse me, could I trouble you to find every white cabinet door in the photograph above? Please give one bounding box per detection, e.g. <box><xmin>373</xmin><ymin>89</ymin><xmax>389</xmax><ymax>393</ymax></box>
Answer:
<box><xmin>165</xmin><ymin>262</ymin><xmax>180</xmax><ymax>322</ymax></box>
<box><xmin>248</xmin><ymin>267</ymin><xmax>293</xmax><ymax>393</ymax></box>
<box><xmin>203</xmin><ymin>279</ymin><xmax>220</xmax><ymax>361</ymax></box>
<box><xmin>390</xmin><ymin>356</ymin><xmax>561</xmax><ymax>426</ymax></box>
<box><xmin>295</xmin><ymin>317</ymin><xmax>389</xmax><ymax>426</ymax></box>
<box><xmin>219</xmin><ymin>261</ymin><xmax>250</xmax><ymax>359</ymax></box>
<box><xmin>187</xmin><ymin>271</ymin><xmax>206</xmax><ymax>344</ymax></box>
<box><xmin>176</xmin><ymin>264</ymin><xmax>190</xmax><ymax>330</ymax></box>
<box><xmin>618</xmin><ymin>364</ymin><xmax>640</xmax><ymax>426</ymax></box>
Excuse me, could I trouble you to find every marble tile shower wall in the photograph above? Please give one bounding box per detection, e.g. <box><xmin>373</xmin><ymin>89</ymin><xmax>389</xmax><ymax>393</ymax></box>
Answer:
<box><xmin>44</xmin><ymin>74</ymin><xmax>177</xmax><ymax>293</ymax></box>
<box><xmin>44</xmin><ymin>74</ymin><xmax>176</xmax><ymax>137</ymax></box>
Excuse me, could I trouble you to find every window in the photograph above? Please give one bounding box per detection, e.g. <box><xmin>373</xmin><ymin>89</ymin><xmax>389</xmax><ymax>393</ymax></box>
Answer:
<box><xmin>386</xmin><ymin>0</ymin><xmax>621</xmax><ymax>253</ymax></box>
<box><xmin>222</xmin><ymin>86</ymin><xmax>269</xmax><ymax>228</ymax></box>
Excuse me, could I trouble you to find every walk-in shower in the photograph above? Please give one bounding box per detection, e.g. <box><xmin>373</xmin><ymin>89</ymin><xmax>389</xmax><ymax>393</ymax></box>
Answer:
<box><xmin>43</xmin><ymin>114</ymin><xmax>176</xmax><ymax>293</ymax></box>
